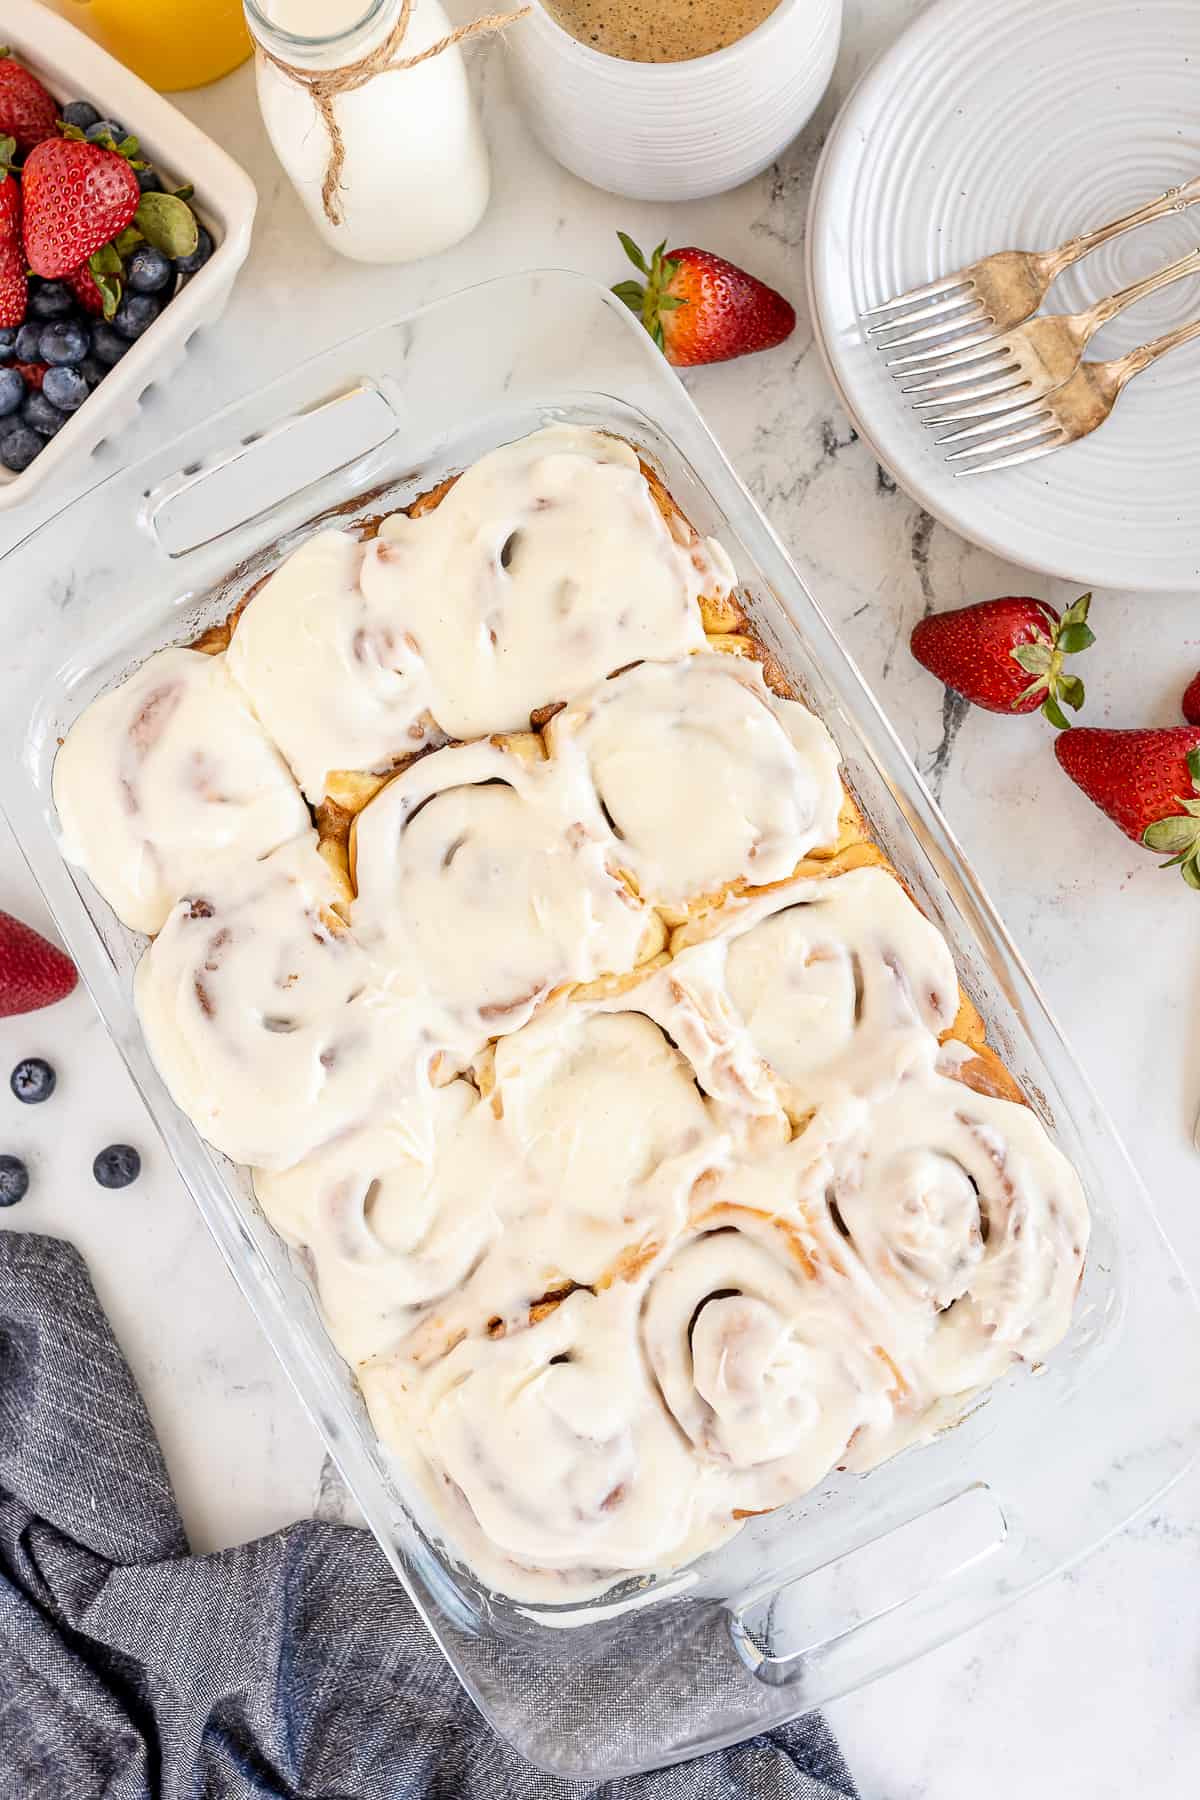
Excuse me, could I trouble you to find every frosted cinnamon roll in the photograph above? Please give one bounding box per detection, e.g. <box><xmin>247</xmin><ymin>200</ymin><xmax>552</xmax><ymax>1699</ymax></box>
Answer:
<box><xmin>361</xmin><ymin>1283</ymin><xmax>732</xmax><ymax>1602</ymax></box>
<box><xmin>638</xmin><ymin>865</ymin><xmax>960</xmax><ymax>1121</ymax></box>
<box><xmin>254</xmin><ymin>1072</ymin><xmax>514</xmax><ymax>1365</ymax></box>
<box><xmin>135</xmin><ymin>837</ymin><xmax>400</xmax><ymax>1169</ymax></box>
<box><xmin>641</xmin><ymin>1149</ymin><xmax>908</xmax><ymax>1516</ymax></box>
<box><xmin>52</xmin><ymin>647</ymin><xmax>310</xmax><ymax>935</ymax></box>
<box><xmin>225</xmin><ymin>528</ymin><xmax>440</xmax><ymax>803</ymax></box>
<box><xmin>362</xmin><ymin>425</ymin><xmax>729</xmax><ymax>742</ymax></box>
<box><xmin>350</xmin><ymin>737</ymin><xmax>660</xmax><ymax>1048</ymax></box>
<box><xmin>546</xmin><ymin>654</ymin><xmax>843</xmax><ymax>922</ymax></box>
<box><xmin>814</xmin><ymin>1050</ymin><xmax>1090</xmax><ymax>1396</ymax></box>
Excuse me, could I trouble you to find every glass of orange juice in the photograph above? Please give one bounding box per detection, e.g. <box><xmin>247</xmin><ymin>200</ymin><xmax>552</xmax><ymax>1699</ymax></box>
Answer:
<box><xmin>46</xmin><ymin>0</ymin><xmax>252</xmax><ymax>90</ymax></box>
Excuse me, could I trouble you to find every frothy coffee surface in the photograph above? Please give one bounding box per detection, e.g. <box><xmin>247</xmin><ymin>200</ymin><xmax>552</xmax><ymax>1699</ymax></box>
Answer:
<box><xmin>543</xmin><ymin>0</ymin><xmax>782</xmax><ymax>62</ymax></box>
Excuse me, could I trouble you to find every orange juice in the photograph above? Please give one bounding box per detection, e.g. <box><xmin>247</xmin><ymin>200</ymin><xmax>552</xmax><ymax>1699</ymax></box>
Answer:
<box><xmin>48</xmin><ymin>0</ymin><xmax>252</xmax><ymax>91</ymax></box>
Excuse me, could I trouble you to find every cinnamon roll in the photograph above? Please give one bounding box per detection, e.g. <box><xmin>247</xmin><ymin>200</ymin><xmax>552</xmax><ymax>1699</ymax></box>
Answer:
<box><xmin>349</xmin><ymin>737</ymin><xmax>661</xmax><ymax>1048</ymax></box>
<box><xmin>546</xmin><ymin>653</ymin><xmax>844</xmax><ymax>923</ymax></box>
<box><xmin>225</xmin><ymin>528</ymin><xmax>441</xmax><ymax>804</ymax></box>
<box><xmin>134</xmin><ymin>837</ymin><xmax>402</xmax><ymax>1169</ymax></box>
<box><xmin>53</xmin><ymin>647</ymin><xmax>310</xmax><ymax>934</ymax></box>
<box><xmin>362</xmin><ymin>424</ymin><xmax>730</xmax><ymax>741</ymax></box>
<box><xmin>635</xmin><ymin>864</ymin><xmax>960</xmax><ymax>1121</ymax></box>
<box><xmin>812</xmin><ymin>1048</ymin><xmax>1090</xmax><ymax>1397</ymax></box>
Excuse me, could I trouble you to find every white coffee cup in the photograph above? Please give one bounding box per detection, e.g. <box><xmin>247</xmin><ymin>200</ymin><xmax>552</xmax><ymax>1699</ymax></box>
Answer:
<box><xmin>505</xmin><ymin>0</ymin><xmax>842</xmax><ymax>202</ymax></box>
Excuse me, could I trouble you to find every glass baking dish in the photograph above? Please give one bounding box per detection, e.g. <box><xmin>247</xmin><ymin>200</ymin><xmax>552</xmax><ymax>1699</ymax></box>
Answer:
<box><xmin>4</xmin><ymin>271</ymin><xmax>1197</xmax><ymax>1781</ymax></box>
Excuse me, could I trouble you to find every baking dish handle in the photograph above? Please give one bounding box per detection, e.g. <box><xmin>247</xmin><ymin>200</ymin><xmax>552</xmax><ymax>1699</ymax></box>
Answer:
<box><xmin>727</xmin><ymin>1483</ymin><xmax>1019</xmax><ymax>1693</ymax></box>
<box><xmin>140</xmin><ymin>377</ymin><xmax>405</xmax><ymax>558</ymax></box>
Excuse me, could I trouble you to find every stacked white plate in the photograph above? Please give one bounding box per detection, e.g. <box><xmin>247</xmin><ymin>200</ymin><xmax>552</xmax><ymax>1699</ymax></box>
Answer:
<box><xmin>806</xmin><ymin>0</ymin><xmax>1200</xmax><ymax>591</ymax></box>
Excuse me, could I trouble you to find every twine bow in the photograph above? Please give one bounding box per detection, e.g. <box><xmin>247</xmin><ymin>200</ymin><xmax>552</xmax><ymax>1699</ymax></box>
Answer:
<box><xmin>258</xmin><ymin>0</ymin><xmax>531</xmax><ymax>226</ymax></box>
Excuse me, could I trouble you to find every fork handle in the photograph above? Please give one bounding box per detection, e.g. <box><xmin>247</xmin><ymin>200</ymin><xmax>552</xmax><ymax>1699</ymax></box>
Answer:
<box><xmin>1082</xmin><ymin>246</ymin><xmax>1200</xmax><ymax>333</ymax></box>
<box><xmin>1039</xmin><ymin>176</ymin><xmax>1200</xmax><ymax>283</ymax></box>
<box><xmin>1112</xmin><ymin>311</ymin><xmax>1200</xmax><ymax>386</ymax></box>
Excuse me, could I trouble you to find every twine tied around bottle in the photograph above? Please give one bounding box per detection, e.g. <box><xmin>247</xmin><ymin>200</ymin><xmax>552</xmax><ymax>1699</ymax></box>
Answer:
<box><xmin>257</xmin><ymin>0</ymin><xmax>531</xmax><ymax>227</ymax></box>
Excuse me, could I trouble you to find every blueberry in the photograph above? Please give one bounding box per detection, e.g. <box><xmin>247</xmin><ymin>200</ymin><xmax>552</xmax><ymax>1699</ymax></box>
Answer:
<box><xmin>126</xmin><ymin>245</ymin><xmax>172</xmax><ymax>294</ymax></box>
<box><xmin>22</xmin><ymin>391</ymin><xmax>68</xmax><ymax>437</ymax></box>
<box><xmin>93</xmin><ymin>1143</ymin><xmax>140</xmax><ymax>1188</ymax></box>
<box><xmin>42</xmin><ymin>365</ymin><xmax>89</xmax><ymax>412</ymax></box>
<box><xmin>85</xmin><ymin>118</ymin><xmax>126</xmax><ymax>144</ymax></box>
<box><xmin>0</xmin><ymin>426</ymin><xmax>43</xmax><ymax>471</ymax></box>
<box><xmin>0</xmin><ymin>367</ymin><xmax>24</xmax><ymax>417</ymax></box>
<box><xmin>0</xmin><ymin>328</ymin><xmax>15</xmax><ymax>362</ymax></box>
<box><xmin>10</xmin><ymin>1057</ymin><xmax>56</xmax><ymax>1104</ymax></box>
<box><xmin>40</xmin><ymin>319</ymin><xmax>90</xmax><ymax>366</ymax></box>
<box><xmin>174</xmin><ymin>225</ymin><xmax>213</xmax><ymax>277</ymax></box>
<box><xmin>136</xmin><ymin>166</ymin><xmax>163</xmax><ymax>194</ymax></box>
<box><xmin>0</xmin><ymin>1154</ymin><xmax>29</xmax><ymax>1206</ymax></box>
<box><xmin>15</xmin><ymin>322</ymin><xmax>43</xmax><ymax>363</ymax></box>
<box><xmin>113</xmin><ymin>292</ymin><xmax>161</xmax><ymax>340</ymax></box>
<box><xmin>90</xmin><ymin>321</ymin><xmax>129</xmax><ymax>366</ymax></box>
<box><xmin>79</xmin><ymin>353</ymin><xmax>108</xmax><ymax>390</ymax></box>
<box><xmin>28</xmin><ymin>281</ymin><xmax>76</xmax><ymax>321</ymax></box>
<box><xmin>62</xmin><ymin>100</ymin><xmax>101</xmax><ymax>130</ymax></box>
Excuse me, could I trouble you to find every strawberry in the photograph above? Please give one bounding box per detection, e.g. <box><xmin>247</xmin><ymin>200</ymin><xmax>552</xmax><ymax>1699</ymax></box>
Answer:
<box><xmin>0</xmin><ymin>142</ymin><xmax>25</xmax><ymax>329</ymax></box>
<box><xmin>65</xmin><ymin>261</ymin><xmax>106</xmax><ymax>315</ymax></box>
<box><xmin>612</xmin><ymin>233</ymin><xmax>795</xmax><ymax>367</ymax></box>
<box><xmin>910</xmin><ymin>593</ymin><xmax>1095</xmax><ymax>729</ymax></box>
<box><xmin>21</xmin><ymin>136</ymin><xmax>140</xmax><ymax>279</ymax></box>
<box><xmin>0</xmin><ymin>909</ymin><xmax>77</xmax><ymax>1017</ymax></box>
<box><xmin>14</xmin><ymin>360</ymin><xmax>46</xmax><ymax>390</ymax></box>
<box><xmin>1182</xmin><ymin>671</ymin><xmax>1200</xmax><ymax>727</ymax></box>
<box><xmin>1055</xmin><ymin>727</ymin><xmax>1200</xmax><ymax>889</ymax></box>
<box><xmin>0</xmin><ymin>49</ymin><xmax>58</xmax><ymax>155</ymax></box>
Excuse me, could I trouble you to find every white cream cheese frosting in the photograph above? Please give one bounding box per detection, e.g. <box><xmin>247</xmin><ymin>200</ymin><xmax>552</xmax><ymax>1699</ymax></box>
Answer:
<box><xmin>52</xmin><ymin>647</ymin><xmax>310</xmax><ymax>934</ymax></box>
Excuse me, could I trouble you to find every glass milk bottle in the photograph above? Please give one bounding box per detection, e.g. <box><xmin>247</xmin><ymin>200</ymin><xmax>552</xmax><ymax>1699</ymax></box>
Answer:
<box><xmin>245</xmin><ymin>0</ymin><xmax>491</xmax><ymax>263</ymax></box>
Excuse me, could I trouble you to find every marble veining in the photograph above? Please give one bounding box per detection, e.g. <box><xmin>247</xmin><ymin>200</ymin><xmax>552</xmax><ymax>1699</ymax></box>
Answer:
<box><xmin>0</xmin><ymin>1</ymin><xmax>1196</xmax><ymax>1793</ymax></box>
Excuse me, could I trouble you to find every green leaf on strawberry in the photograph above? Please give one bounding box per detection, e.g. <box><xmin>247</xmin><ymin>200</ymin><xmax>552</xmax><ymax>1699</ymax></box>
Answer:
<box><xmin>1140</xmin><ymin>746</ymin><xmax>1200</xmax><ymax>885</ymax></box>
<box><xmin>1008</xmin><ymin>591</ymin><xmax>1093</xmax><ymax>728</ymax></box>
<box><xmin>135</xmin><ymin>190</ymin><xmax>198</xmax><ymax>259</ymax></box>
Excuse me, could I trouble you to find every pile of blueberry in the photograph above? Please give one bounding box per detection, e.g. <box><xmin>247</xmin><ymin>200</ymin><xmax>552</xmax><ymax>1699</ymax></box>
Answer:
<box><xmin>1</xmin><ymin>1054</ymin><xmax>142</xmax><ymax>1204</ymax></box>
<box><xmin>0</xmin><ymin>100</ymin><xmax>213</xmax><ymax>476</ymax></box>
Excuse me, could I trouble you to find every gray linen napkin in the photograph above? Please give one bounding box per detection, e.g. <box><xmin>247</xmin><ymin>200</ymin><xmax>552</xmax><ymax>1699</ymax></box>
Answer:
<box><xmin>0</xmin><ymin>1232</ymin><xmax>858</xmax><ymax>1800</ymax></box>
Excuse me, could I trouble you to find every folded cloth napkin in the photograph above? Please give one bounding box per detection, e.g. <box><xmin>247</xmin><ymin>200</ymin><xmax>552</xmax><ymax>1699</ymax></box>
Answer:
<box><xmin>0</xmin><ymin>1232</ymin><xmax>858</xmax><ymax>1800</ymax></box>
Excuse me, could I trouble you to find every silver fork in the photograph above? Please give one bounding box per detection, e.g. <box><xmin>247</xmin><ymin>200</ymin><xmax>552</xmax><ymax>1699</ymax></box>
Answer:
<box><xmin>862</xmin><ymin>175</ymin><xmax>1200</xmax><ymax>358</ymax></box>
<box><xmin>904</xmin><ymin>246</ymin><xmax>1200</xmax><ymax>429</ymax></box>
<box><xmin>942</xmin><ymin>310</ymin><xmax>1200</xmax><ymax>475</ymax></box>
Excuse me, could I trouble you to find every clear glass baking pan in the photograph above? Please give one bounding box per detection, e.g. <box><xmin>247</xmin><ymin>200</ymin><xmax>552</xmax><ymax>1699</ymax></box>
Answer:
<box><xmin>3</xmin><ymin>271</ymin><xmax>1198</xmax><ymax>1781</ymax></box>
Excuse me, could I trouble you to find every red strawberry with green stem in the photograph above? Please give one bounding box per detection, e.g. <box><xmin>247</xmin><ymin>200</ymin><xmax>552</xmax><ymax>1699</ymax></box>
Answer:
<box><xmin>0</xmin><ymin>909</ymin><xmax>77</xmax><ymax>1017</ymax></box>
<box><xmin>0</xmin><ymin>49</ymin><xmax>58</xmax><ymax>155</ymax></box>
<box><xmin>0</xmin><ymin>139</ymin><xmax>25</xmax><ymax>330</ymax></box>
<box><xmin>910</xmin><ymin>593</ymin><xmax>1095</xmax><ymax>729</ymax></box>
<box><xmin>1055</xmin><ymin>727</ymin><xmax>1200</xmax><ymax>889</ymax></box>
<box><xmin>612</xmin><ymin>233</ymin><xmax>795</xmax><ymax>367</ymax></box>
<box><xmin>21</xmin><ymin>134</ymin><xmax>140</xmax><ymax>279</ymax></box>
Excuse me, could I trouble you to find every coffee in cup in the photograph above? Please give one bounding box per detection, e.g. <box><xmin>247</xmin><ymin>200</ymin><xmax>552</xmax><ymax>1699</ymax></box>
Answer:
<box><xmin>542</xmin><ymin>0</ymin><xmax>782</xmax><ymax>62</ymax></box>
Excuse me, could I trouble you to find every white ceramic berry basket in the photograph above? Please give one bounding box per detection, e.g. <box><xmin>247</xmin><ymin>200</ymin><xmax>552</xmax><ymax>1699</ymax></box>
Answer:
<box><xmin>0</xmin><ymin>0</ymin><xmax>256</xmax><ymax>512</ymax></box>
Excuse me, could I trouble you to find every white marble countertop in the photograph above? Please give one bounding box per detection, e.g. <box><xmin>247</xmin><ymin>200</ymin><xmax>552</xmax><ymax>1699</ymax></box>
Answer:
<box><xmin>2</xmin><ymin>1</ymin><xmax>1198</xmax><ymax>1794</ymax></box>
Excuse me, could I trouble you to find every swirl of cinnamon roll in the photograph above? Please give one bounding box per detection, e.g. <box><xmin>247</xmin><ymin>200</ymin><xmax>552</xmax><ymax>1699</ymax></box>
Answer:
<box><xmin>360</xmin><ymin>1283</ymin><xmax>732</xmax><ymax>1602</ymax></box>
<box><xmin>350</xmin><ymin>738</ymin><xmax>661</xmax><ymax>1048</ymax></box>
<box><xmin>53</xmin><ymin>647</ymin><xmax>310</xmax><ymax>935</ymax></box>
<box><xmin>254</xmin><ymin>1072</ymin><xmax>512</xmax><ymax>1366</ymax></box>
<box><xmin>815</xmin><ymin>1050</ymin><xmax>1090</xmax><ymax>1397</ymax></box>
<box><xmin>637</xmin><ymin>865</ymin><xmax>960</xmax><ymax>1120</ymax></box>
<box><xmin>640</xmin><ymin>1153</ymin><xmax>906</xmax><ymax>1516</ymax></box>
<box><xmin>225</xmin><ymin>528</ymin><xmax>442</xmax><ymax>804</ymax></box>
<box><xmin>545</xmin><ymin>653</ymin><xmax>843</xmax><ymax>921</ymax></box>
<box><xmin>135</xmin><ymin>837</ymin><xmax>403</xmax><ymax>1170</ymax></box>
<box><xmin>361</xmin><ymin>425</ymin><xmax>727</xmax><ymax>742</ymax></box>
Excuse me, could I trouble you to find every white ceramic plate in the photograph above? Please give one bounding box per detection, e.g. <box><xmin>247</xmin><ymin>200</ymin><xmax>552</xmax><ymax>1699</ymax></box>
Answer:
<box><xmin>807</xmin><ymin>0</ymin><xmax>1200</xmax><ymax>591</ymax></box>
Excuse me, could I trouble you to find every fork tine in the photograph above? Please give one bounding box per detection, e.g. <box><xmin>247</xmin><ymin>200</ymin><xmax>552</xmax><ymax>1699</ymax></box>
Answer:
<box><xmin>936</xmin><ymin>399</ymin><xmax>1051</xmax><ymax>446</ymax></box>
<box><xmin>873</xmin><ymin>306</ymin><xmax>991</xmax><ymax>351</ymax></box>
<box><xmin>885</xmin><ymin>324</ymin><xmax>1004</xmax><ymax>369</ymax></box>
<box><xmin>943</xmin><ymin>412</ymin><xmax>1058</xmax><ymax>460</ymax></box>
<box><xmin>902</xmin><ymin>355</ymin><xmax>1019</xmax><ymax>396</ymax></box>
<box><xmin>866</xmin><ymin>291</ymin><xmax>989</xmax><ymax>337</ymax></box>
<box><xmin>861</xmin><ymin>274</ymin><xmax>973</xmax><ymax>318</ymax></box>
<box><xmin>917</xmin><ymin>378</ymin><xmax>1034</xmax><ymax>424</ymax></box>
<box><xmin>953</xmin><ymin>432</ymin><xmax>1068</xmax><ymax>476</ymax></box>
